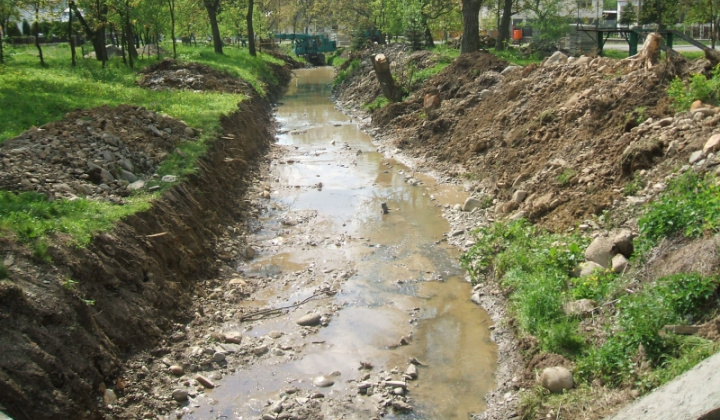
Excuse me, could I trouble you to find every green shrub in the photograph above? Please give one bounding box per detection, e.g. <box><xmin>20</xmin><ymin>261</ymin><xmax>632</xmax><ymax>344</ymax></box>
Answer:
<box><xmin>637</xmin><ymin>170</ymin><xmax>720</xmax><ymax>255</ymax></box>
<box><xmin>667</xmin><ymin>65</ymin><xmax>720</xmax><ymax>111</ymax></box>
<box><xmin>569</xmin><ymin>269</ymin><xmax>616</xmax><ymax>301</ymax></box>
<box><xmin>556</xmin><ymin>168</ymin><xmax>576</xmax><ymax>185</ymax></box>
<box><xmin>363</xmin><ymin>96</ymin><xmax>390</xmax><ymax>112</ymax></box>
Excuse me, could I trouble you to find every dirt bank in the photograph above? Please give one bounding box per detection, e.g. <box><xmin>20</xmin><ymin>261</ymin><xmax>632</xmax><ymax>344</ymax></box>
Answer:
<box><xmin>0</xmin><ymin>59</ymin><xmax>292</xmax><ymax>420</ymax></box>
<box><xmin>333</xmin><ymin>45</ymin><xmax>720</xmax><ymax>419</ymax></box>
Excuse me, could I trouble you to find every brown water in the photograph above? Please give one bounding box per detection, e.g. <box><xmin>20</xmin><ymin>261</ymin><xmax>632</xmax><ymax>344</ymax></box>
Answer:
<box><xmin>191</xmin><ymin>67</ymin><xmax>496</xmax><ymax>419</ymax></box>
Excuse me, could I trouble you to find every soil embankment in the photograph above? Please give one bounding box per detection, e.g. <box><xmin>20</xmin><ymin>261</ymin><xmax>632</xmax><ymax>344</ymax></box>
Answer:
<box><xmin>0</xmin><ymin>58</ymin><xmax>292</xmax><ymax>420</ymax></box>
<box><xmin>334</xmin><ymin>45</ymin><xmax>720</xmax><ymax>419</ymax></box>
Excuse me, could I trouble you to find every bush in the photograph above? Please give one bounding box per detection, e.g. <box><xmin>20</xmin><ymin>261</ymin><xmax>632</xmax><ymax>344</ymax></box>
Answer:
<box><xmin>637</xmin><ymin>170</ymin><xmax>720</xmax><ymax>255</ymax></box>
<box><xmin>667</xmin><ymin>65</ymin><xmax>720</xmax><ymax>111</ymax></box>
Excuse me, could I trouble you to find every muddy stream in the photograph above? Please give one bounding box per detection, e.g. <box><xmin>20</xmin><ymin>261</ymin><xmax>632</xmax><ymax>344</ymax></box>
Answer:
<box><xmin>189</xmin><ymin>67</ymin><xmax>496</xmax><ymax>419</ymax></box>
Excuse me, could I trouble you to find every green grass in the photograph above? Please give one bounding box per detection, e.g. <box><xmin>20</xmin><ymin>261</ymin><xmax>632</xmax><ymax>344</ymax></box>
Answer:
<box><xmin>462</xmin><ymin>207</ymin><xmax>720</xmax><ymax>412</ymax></box>
<box><xmin>0</xmin><ymin>42</ymin><xmax>280</xmax><ymax>246</ymax></box>
<box><xmin>636</xmin><ymin>170</ymin><xmax>720</xmax><ymax>255</ymax></box>
<box><xmin>0</xmin><ymin>191</ymin><xmax>153</xmax><ymax>247</ymax></box>
<box><xmin>490</xmin><ymin>47</ymin><xmax>543</xmax><ymax>66</ymax></box>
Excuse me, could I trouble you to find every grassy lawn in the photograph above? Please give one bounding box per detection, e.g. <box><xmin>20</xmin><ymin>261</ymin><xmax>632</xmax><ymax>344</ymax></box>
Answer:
<box><xmin>0</xmin><ymin>42</ymin><xmax>281</xmax><ymax>248</ymax></box>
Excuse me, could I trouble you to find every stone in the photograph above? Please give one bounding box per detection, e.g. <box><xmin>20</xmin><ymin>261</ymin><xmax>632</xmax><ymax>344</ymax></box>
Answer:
<box><xmin>704</xmin><ymin>134</ymin><xmax>720</xmax><ymax>155</ymax></box>
<box><xmin>690</xmin><ymin>150</ymin><xmax>705</xmax><ymax>164</ymax></box>
<box><xmin>169</xmin><ymin>365</ymin><xmax>184</xmax><ymax>376</ymax></box>
<box><xmin>405</xmin><ymin>364</ymin><xmax>418</xmax><ymax>380</ymax></box>
<box><xmin>296</xmin><ymin>313</ymin><xmax>322</xmax><ymax>327</ymax></box>
<box><xmin>611</xmin><ymin>229</ymin><xmax>635</xmax><ymax>258</ymax></box>
<box><xmin>252</xmin><ymin>345</ymin><xmax>269</xmax><ymax>356</ymax></box>
<box><xmin>103</xmin><ymin>389</ymin><xmax>118</xmax><ymax>406</ymax></box>
<box><xmin>512</xmin><ymin>190</ymin><xmax>528</xmax><ymax>203</ymax></box>
<box><xmin>172</xmin><ymin>389</ymin><xmax>189</xmax><ymax>402</ymax></box>
<box><xmin>585</xmin><ymin>236</ymin><xmax>615</xmax><ymax>268</ymax></box>
<box><xmin>313</xmin><ymin>376</ymin><xmax>335</xmax><ymax>387</ymax></box>
<box><xmin>223</xmin><ymin>331</ymin><xmax>243</xmax><ymax>344</ymax></box>
<box><xmin>544</xmin><ymin>51</ymin><xmax>568</xmax><ymax>66</ymax></box>
<box><xmin>462</xmin><ymin>197</ymin><xmax>484</xmax><ymax>212</ymax></box>
<box><xmin>212</xmin><ymin>352</ymin><xmax>226</xmax><ymax>363</ymax></box>
<box><xmin>128</xmin><ymin>180</ymin><xmax>145</xmax><ymax>190</ymax></box>
<box><xmin>564</xmin><ymin>299</ymin><xmax>596</xmax><ymax>317</ymax></box>
<box><xmin>393</xmin><ymin>387</ymin><xmax>405</xmax><ymax>395</ymax></box>
<box><xmin>244</xmin><ymin>246</ymin><xmax>256</xmax><ymax>260</ymax></box>
<box><xmin>539</xmin><ymin>366</ymin><xmax>574</xmax><ymax>393</ymax></box>
<box><xmin>578</xmin><ymin>261</ymin><xmax>604</xmax><ymax>277</ymax></box>
<box><xmin>118</xmin><ymin>169</ymin><xmax>137</xmax><ymax>183</ymax></box>
<box><xmin>268</xmin><ymin>331</ymin><xmax>283</xmax><ymax>339</ymax></box>
<box><xmin>195</xmin><ymin>375</ymin><xmax>215</xmax><ymax>389</ymax></box>
<box><xmin>392</xmin><ymin>400</ymin><xmax>413</xmax><ymax>413</ymax></box>
<box><xmin>161</xmin><ymin>175</ymin><xmax>178</xmax><ymax>183</ymax></box>
<box><xmin>612</xmin><ymin>253</ymin><xmax>629</xmax><ymax>273</ymax></box>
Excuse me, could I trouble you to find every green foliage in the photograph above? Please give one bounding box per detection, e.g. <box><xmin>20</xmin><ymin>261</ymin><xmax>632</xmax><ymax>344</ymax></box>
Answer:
<box><xmin>0</xmin><ymin>44</ymin><xmax>281</xmax><ymax>143</ymax></box>
<box><xmin>363</xmin><ymin>96</ymin><xmax>390</xmax><ymax>112</ymax></box>
<box><xmin>0</xmin><ymin>191</ymin><xmax>152</xmax><ymax>247</ymax></box>
<box><xmin>461</xmin><ymin>220</ymin><xmax>587</xmax><ymax>355</ymax></box>
<box><xmin>62</xmin><ymin>277</ymin><xmax>78</xmax><ymax>290</ymax></box>
<box><xmin>577</xmin><ymin>272</ymin><xmax>720</xmax><ymax>386</ymax></box>
<box><xmin>490</xmin><ymin>47</ymin><xmax>543</xmax><ymax>66</ymax></box>
<box><xmin>623</xmin><ymin>173</ymin><xmax>646</xmax><ymax>196</ymax></box>
<box><xmin>636</xmin><ymin>170</ymin><xmax>720</xmax><ymax>255</ymax></box>
<box><xmin>556</xmin><ymin>168</ymin><xmax>576</xmax><ymax>185</ymax></box>
<box><xmin>569</xmin><ymin>269</ymin><xmax>616</xmax><ymax>301</ymax></box>
<box><xmin>0</xmin><ymin>262</ymin><xmax>8</xmax><ymax>279</ymax></box>
<box><xmin>620</xmin><ymin>2</ymin><xmax>638</xmax><ymax>25</ymax></box>
<box><xmin>333</xmin><ymin>59</ymin><xmax>360</xmax><ymax>86</ymax></box>
<box><xmin>667</xmin><ymin>65</ymin><xmax>720</xmax><ymax>111</ymax></box>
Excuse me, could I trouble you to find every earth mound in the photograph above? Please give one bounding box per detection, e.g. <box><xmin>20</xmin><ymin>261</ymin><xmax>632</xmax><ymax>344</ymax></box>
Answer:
<box><xmin>0</xmin><ymin>105</ymin><xmax>197</xmax><ymax>202</ymax></box>
<box><xmin>137</xmin><ymin>58</ymin><xmax>255</xmax><ymax>94</ymax></box>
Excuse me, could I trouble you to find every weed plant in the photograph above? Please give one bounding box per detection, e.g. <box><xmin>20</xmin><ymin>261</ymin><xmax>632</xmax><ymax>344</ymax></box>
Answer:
<box><xmin>667</xmin><ymin>64</ymin><xmax>720</xmax><ymax>111</ymax></box>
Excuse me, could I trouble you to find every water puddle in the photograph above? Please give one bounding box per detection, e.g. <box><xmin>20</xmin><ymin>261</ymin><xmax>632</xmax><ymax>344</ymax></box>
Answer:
<box><xmin>190</xmin><ymin>67</ymin><xmax>496</xmax><ymax>419</ymax></box>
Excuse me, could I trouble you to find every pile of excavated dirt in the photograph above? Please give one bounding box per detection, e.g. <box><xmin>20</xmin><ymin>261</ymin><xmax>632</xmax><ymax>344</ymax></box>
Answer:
<box><xmin>334</xmin><ymin>46</ymin><xmax>720</xmax><ymax>420</ymax></box>
<box><xmin>0</xmin><ymin>59</ymin><xmax>292</xmax><ymax>420</ymax></box>
<box><xmin>0</xmin><ymin>105</ymin><xmax>197</xmax><ymax>202</ymax></box>
<box><xmin>137</xmin><ymin>58</ymin><xmax>256</xmax><ymax>95</ymax></box>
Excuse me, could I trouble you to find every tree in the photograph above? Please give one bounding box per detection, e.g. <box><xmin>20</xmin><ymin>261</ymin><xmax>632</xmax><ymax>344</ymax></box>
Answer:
<box><xmin>685</xmin><ymin>0</ymin><xmax>720</xmax><ymax>48</ymax></box>
<box><xmin>247</xmin><ymin>0</ymin><xmax>255</xmax><ymax>55</ymax></box>
<box><xmin>639</xmin><ymin>0</ymin><xmax>678</xmax><ymax>30</ymax></box>
<box><xmin>204</xmin><ymin>0</ymin><xmax>223</xmax><ymax>54</ymax></box>
<box><xmin>520</xmin><ymin>0</ymin><xmax>572</xmax><ymax>51</ymax></box>
<box><xmin>495</xmin><ymin>0</ymin><xmax>514</xmax><ymax>50</ymax></box>
<box><xmin>70</xmin><ymin>0</ymin><xmax>109</xmax><ymax>64</ymax></box>
<box><xmin>167</xmin><ymin>0</ymin><xmax>177</xmax><ymax>58</ymax></box>
<box><xmin>620</xmin><ymin>2</ymin><xmax>637</xmax><ymax>27</ymax></box>
<box><xmin>461</xmin><ymin>0</ymin><xmax>482</xmax><ymax>53</ymax></box>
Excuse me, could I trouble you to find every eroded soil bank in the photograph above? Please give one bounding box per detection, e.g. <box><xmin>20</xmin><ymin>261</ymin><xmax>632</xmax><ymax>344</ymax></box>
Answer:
<box><xmin>333</xmin><ymin>45</ymin><xmax>720</xmax><ymax>419</ymax></box>
<box><xmin>0</xmin><ymin>60</ymin><xmax>291</xmax><ymax>419</ymax></box>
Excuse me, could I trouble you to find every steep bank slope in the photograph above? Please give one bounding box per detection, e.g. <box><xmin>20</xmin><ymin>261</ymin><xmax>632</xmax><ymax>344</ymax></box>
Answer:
<box><xmin>0</xmin><ymin>62</ymin><xmax>291</xmax><ymax>420</ymax></box>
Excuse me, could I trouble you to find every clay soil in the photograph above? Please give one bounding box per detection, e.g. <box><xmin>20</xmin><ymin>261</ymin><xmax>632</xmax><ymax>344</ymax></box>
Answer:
<box><xmin>333</xmin><ymin>45</ymin><xmax>720</xmax><ymax>419</ymax></box>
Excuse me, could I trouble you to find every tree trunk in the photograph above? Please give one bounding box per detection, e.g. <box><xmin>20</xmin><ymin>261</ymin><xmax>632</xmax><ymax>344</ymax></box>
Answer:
<box><xmin>495</xmin><ymin>0</ymin><xmax>512</xmax><ymax>50</ymax></box>
<box><xmin>168</xmin><ymin>0</ymin><xmax>177</xmax><ymax>59</ymax></box>
<box><xmin>124</xmin><ymin>1</ymin><xmax>137</xmax><ymax>60</ymax></box>
<box><xmin>70</xmin><ymin>1</ymin><xmax>108</xmax><ymax>64</ymax></box>
<box><xmin>422</xmin><ymin>17</ymin><xmax>434</xmax><ymax>48</ymax></box>
<box><xmin>69</xmin><ymin>8</ymin><xmax>76</xmax><ymax>66</ymax></box>
<box><xmin>34</xmin><ymin>6</ymin><xmax>45</xmax><ymax>66</ymax></box>
<box><xmin>371</xmin><ymin>53</ymin><xmax>402</xmax><ymax>102</ymax></box>
<box><xmin>247</xmin><ymin>0</ymin><xmax>256</xmax><ymax>56</ymax></box>
<box><xmin>460</xmin><ymin>0</ymin><xmax>481</xmax><ymax>54</ymax></box>
<box><xmin>205</xmin><ymin>0</ymin><xmax>223</xmax><ymax>54</ymax></box>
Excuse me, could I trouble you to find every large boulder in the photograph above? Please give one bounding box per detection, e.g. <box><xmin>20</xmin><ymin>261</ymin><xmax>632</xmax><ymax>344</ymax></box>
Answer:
<box><xmin>585</xmin><ymin>236</ymin><xmax>615</xmax><ymax>268</ymax></box>
<box><xmin>539</xmin><ymin>366</ymin><xmax>574</xmax><ymax>393</ymax></box>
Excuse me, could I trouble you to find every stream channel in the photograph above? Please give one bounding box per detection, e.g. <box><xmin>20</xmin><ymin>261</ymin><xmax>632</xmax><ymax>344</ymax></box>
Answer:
<box><xmin>191</xmin><ymin>67</ymin><xmax>496</xmax><ymax>419</ymax></box>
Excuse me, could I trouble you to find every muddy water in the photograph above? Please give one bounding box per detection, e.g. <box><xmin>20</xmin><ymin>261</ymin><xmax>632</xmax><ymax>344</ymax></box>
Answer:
<box><xmin>194</xmin><ymin>68</ymin><xmax>496</xmax><ymax>419</ymax></box>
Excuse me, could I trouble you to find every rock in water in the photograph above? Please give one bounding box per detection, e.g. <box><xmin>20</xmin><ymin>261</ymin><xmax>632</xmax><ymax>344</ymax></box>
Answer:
<box><xmin>296</xmin><ymin>313</ymin><xmax>322</xmax><ymax>326</ymax></box>
<box><xmin>172</xmin><ymin>389</ymin><xmax>189</xmax><ymax>402</ymax></box>
<box><xmin>313</xmin><ymin>376</ymin><xmax>335</xmax><ymax>387</ymax></box>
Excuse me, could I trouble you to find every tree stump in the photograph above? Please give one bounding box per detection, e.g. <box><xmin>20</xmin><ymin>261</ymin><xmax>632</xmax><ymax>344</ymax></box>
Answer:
<box><xmin>371</xmin><ymin>53</ymin><xmax>402</xmax><ymax>103</ymax></box>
